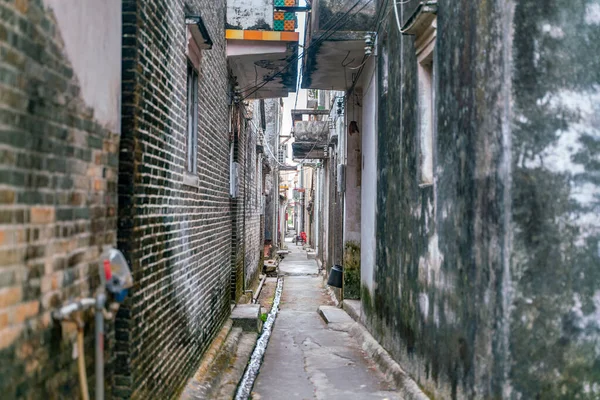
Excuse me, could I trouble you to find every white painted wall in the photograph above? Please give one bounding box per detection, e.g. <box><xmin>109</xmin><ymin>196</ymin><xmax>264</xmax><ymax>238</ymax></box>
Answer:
<box><xmin>322</xmin><ymin>161</ymin><xmax>330</xmax><ymax>263</ymax></box>
<box><xmin>226</xmin><ymin>41</ymin><xmax>288</xmax><ymax>57</ymax></box>
<box><xmin>360</xmin><ymin>59</ymin><xmax>377</xmax><ymax>293</ymax></box>
<box><xmin>43</xmin><ymin>0</ymin><xmax>122</xmax><ymax>133</ymax></box>
<box><xmin>227</xmin><ymin>0</ymin><xmax>273</xmax><ymax>30</ymax></box>
<box><xmin>343</xmin><ymin>92</ymin><xmax>362</xmax><ymax>244</ymax></box>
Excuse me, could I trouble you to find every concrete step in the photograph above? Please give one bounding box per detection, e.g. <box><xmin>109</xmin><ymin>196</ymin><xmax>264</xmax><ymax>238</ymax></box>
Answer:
<box><xmin>318</xmin><ymin>305</ymin><xmax>354</xmax><ymax>324</ymax></box>
<box><xmin>231</xmin><ymin>304</ymin><xmax>262</xmax><ymax>333</ymax></box>
<box><xmin>317</xmin><ymin>305</ymin><xmax>355</xmax><ymax>331</ymax></box>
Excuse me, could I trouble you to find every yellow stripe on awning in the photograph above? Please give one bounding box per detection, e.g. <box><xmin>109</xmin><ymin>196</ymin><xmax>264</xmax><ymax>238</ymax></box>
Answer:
<box><xmin>225</xmin><ymin>29</ymin><xmax>299</xmax><ymax>42</ymax></box>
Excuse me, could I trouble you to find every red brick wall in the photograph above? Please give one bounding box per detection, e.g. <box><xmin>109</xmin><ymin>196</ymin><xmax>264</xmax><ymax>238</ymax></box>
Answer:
<box><xmin>0</xmin><ymin>0</ymin><xmax>120</xmax><ymax>397</ymax></box>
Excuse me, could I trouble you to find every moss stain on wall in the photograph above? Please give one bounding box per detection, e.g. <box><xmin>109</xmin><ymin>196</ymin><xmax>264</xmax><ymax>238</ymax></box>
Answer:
<box><xmin>343</xmin><ymin>241</ymin><xmax>361</xmax><ymax>299</ymax></box>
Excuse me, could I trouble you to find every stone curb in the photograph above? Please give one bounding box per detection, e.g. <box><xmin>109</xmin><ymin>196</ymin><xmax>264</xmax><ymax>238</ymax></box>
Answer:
<box><xmin>192</xmin><ymin>319</ymin><xmax>233</xmax><ymax>381</ymax></box>
<box><xmin>344</xmin><ymin>310</ymin><xmax>430</xmax><ymax>400</ymax></box>
<box><xmin>214</xmin><ymin>332</ymin><xmax>258</xmax><ymax>399</ymax></box>
<box><xmin>343</xmin><ymin>300</ymin><xmax>361</xmax><ymax>322</ymax></box>
<box><xmin>180</xmin><ymin>320</ymin><xmax>234</xmax><ymax>399</ymax></box>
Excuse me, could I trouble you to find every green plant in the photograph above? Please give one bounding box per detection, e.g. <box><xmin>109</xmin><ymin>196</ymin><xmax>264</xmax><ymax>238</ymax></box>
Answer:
<box><xmin>343</xmin><ymin>241</ymin><xmax>361</xmax><ymax>299</ymax></box>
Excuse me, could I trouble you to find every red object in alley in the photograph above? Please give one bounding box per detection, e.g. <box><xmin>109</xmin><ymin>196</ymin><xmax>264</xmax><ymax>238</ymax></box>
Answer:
<box><xmin>103</xmin><ymin>259</ymin><xmax>112</xmax><ymax>281</ymax></box>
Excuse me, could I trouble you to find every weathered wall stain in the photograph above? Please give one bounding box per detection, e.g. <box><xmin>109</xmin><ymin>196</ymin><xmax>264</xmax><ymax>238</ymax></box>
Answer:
<box><xmin>510</xmin><ymin>0</ymin><xmax>600</xmax><ymax>397</ymax></box>
<box><xmin>343</xmin><ymin>241</ymin><xmax>361</xmax><ymax>299</ymax></box>
<box><xmin>226</xmin><ymin>0</ymin><xmax>273</xmax><ymax>30</ymax></box>
<box><xmin>369</xmin><ymin>0</ymin><xmax>600</xmax><ymax>398</ymax></box>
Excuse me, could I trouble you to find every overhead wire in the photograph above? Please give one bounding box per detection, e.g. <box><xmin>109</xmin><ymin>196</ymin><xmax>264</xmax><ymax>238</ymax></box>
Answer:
<box><xmin>240</xmin><ymin>0</ymin><xmax>375</xmax><ymax>100</ymax></box>
<box><xmin>393</xmin><ymin>0</ymin><xmax>414</xmax><ymax>34</ymax></box>
<box><xmin>345</xmin><ymin>0</ymin><xmax>392</xmax><ymax>96</ymax></box>
<box><xmin>248</xmin><ymin>1</ymin><xmax>387</xmax><ymax>176</ymax></box>
<box><xmin>239</xmin><ymin>0</ymin><xmax>372</xmax><ymax>95</ymax></box>
<box><xmin>248</xmin><ymin>118</ymin><xmax>285</xmax><ymax>167</ymax></box>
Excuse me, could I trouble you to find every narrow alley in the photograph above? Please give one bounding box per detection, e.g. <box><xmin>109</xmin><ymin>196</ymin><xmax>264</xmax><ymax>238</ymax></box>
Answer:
<box><xmin>1</xmin><ymin>0</ymin><xmax>599</xmax><ymax>399</ymax></box>
<box><xmin>252</xmin><ymin>236</ymin><xmax>400</xmax><ymax>400</ymax></box>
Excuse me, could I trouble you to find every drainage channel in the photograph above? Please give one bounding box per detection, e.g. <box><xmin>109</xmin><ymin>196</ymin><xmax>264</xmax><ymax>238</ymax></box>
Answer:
<box><xmin>235</xmin><ymin>276</ymin><xmax>284</xmax><ymax>400</ymax></box>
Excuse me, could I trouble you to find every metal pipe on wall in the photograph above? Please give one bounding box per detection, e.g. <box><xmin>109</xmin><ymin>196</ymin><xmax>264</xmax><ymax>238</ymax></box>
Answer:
<box><xmin>95</xmin><ymin>293</ymin><xmax>106</xmax><ymax>400</ymax></box>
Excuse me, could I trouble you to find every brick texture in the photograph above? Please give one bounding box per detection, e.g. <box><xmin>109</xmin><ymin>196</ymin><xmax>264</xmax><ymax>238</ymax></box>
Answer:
<box><xmin>229</xmin><ymin>101</ymin><xmax>263</xmax><ymax>301</ymax></box>
<box><xmin>244</xmin><ymin>102</ymin><xmax>263</xmax><ymax>289</ymax></box>
<box><xmin>116</xmin><ymin>0</ymin><xmax>233</xmax><ymax>398</ymax></box>
<box><xmin>1</xmin><ymin>0</ymin><xmax>270</xmax><ymax>397</ymax></box>
<box><xmin>230</xmin><ymin>106</ymin><xmax>246</xmax><ymax>300</ymax></box>
<box><xmin>0</xmin><ymin>0</ymin><xmax>118</xmax><ymax>397</ymax></box>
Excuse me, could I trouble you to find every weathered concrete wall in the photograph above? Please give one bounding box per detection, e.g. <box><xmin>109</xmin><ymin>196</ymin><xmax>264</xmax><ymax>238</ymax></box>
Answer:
<box><xmin>0</xmin><ymin>0</ymin><xmax>121</xmax><ymax>397</ymax></box>
<box><xmin>344</xmin><ymin>93</ymin><xmax>362</xmax><ymax>244</ymax></box>
<box><xmin>263</xmin><ymin>99</ymin><xmax>281</xmax><ymax>248</ymax></box>
<box><xmin>320</xmin><ymin>160</ymin><xmax>330</xmax><ymax>265</ymax></box>
<box><xmin>226</xmin><ymin>0</ymin><xmax>273</xmax><ymax>30</ymax></box>
<box><xmin>360</xmin><ymin>58</ymin><xmax>378</xmax><ymax>297</ymax></box>
<box><xmin>294</xmin><ymin>120</ymin><xmax>329</xmax><ymax>142</ymax></box>
<box><xmin>509</xmin><ymin>1</ymin><xmax>600</xmax><ymax>396</ymax></box>
<box><xmin>368</xmin><ymin>0</ymin><xmax>600</xmax><ymax>399</ymax></box>
<box><xmin>313</xmin><ymin>0</ymin><xmax>376</xmax><ymax>32</ymax></box>
<box><xmin>42</xmin><ymin>0</ymin><xmax>122</xmax><ymax>133</ymax></box>
<box><xmin>325</xmin><ymin>146</ymin><xmax>344</xmax><ymax>301</ymax></box>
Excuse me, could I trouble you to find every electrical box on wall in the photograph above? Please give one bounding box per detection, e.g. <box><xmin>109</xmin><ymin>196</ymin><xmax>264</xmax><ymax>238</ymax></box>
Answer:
<box><xmin>337</xmin><ymin>164</ymin><xmax>346</xmax><ymax>194</ymax></box>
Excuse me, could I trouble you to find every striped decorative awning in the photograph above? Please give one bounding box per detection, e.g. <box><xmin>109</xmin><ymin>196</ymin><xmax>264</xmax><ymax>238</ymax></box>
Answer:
<box><xmin>225</xmin><ymin>29</ymin><xmax>299</xmax><ymax>42</ymax></box>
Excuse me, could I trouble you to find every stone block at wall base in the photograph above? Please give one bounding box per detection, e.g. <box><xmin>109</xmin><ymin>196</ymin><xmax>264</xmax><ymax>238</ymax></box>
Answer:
<box><xmin>231</xmin><ymin>304</ymin><xmax>262</xmax><ymax>333</ymax></box>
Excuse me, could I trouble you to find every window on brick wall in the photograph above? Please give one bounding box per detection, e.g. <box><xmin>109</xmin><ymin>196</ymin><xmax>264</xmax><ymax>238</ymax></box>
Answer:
<box><xmin>186</xmin><ymin>62</ymin><xmax>199</xmax><ymax>175</ymax></box>
<box><xmin>229</xmin><ymin>108</ymin><xmax>238</xmax><ymax>198</ymax></box>
<box><xmin>415</xmin><ymin>18</ymin><xmax>436</xmax><ymax>187</ymax></box>
<box><xmin>183</xmin><ymin>15</ymin><xmax>211</xmax><ymax>183</ymax></box>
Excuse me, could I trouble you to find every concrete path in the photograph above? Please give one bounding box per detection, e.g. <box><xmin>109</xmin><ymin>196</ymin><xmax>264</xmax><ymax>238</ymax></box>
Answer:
<box><xmin>252</xmin><ymin>241</ymin><xmax>402</xmax><ymax>400</ymax></box>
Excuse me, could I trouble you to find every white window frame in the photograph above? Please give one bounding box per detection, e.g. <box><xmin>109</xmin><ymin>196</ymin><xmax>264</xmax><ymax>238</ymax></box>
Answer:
<box><xmin>229</xmin><ymin>108</ymin><xmax>238</xmax><ymax>197</ymax></box>
<box><xmin>415</xmin><ymin>18</ymin><xmax>436</xmax><ymax>187</ymax></box>
<box><xmin>183</xmin><ymin>23</ymin><xmax>204</xmax><ymax>186</ymax></box>
<box><xmin>186</xmin><ymin>62</ymin><xmax>199</xmax><ymax>176</ymax></box>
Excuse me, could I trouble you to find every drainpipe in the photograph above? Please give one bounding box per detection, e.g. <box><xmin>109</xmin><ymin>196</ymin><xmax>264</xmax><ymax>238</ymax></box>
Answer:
<box><xmin>52</xmin><ymin>294</ymin><xmax>108</xmax><ymax>400</ymax></box>
<box><xmin>95</xmin><ymin>293</ymin><xmax>106</xmax><ymax>400</ymax></box>
<box><xmin>52</xmin><ymin>248</ymin><xmax>132</xmax><ymax>400</ymax></box>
